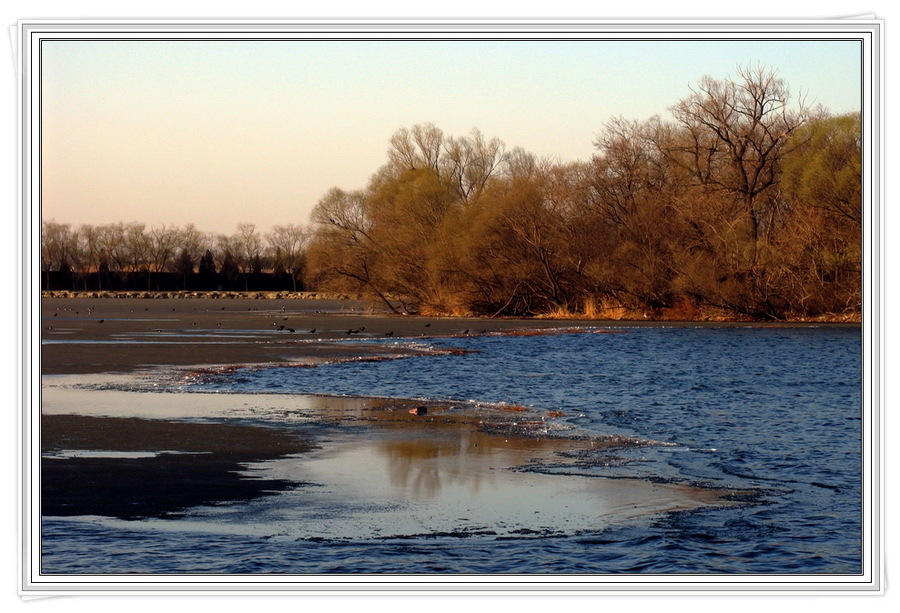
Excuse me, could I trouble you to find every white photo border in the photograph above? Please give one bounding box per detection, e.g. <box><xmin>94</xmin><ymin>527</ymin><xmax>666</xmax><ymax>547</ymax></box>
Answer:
<box><xmin>18</xmin><ymin>17</ymin><xmax>884</xmax><ymax>595</ymax></box>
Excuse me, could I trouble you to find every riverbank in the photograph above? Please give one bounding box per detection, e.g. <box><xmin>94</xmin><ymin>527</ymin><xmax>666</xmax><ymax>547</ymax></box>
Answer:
<box><xmin>40</xmin><ymin>296</ymin><xmax>859</xmax><ymax>375</ymax></box>
<box><xmin>41</xmin><ymin>290</ymin><xmax>862</xmax><ymax>324</ymax></box>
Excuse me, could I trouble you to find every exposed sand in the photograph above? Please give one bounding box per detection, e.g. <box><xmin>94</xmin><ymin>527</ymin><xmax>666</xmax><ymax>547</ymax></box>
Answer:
<box><xmin>39</xmin><ymin>296</ymin><xmax>745</xmax><ymax>539</ymax></box>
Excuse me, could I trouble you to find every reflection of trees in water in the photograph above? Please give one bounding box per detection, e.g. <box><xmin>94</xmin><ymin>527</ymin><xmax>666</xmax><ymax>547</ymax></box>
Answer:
<box><xmin>379</xmin><ymin>430</ymin><xmax>488</xmax><ymax>498</ymax></box>
<box><xmin>326</xmin><ymin>398</ymin><xmax>593</xmax><ymax>499</ymax></box>
<box><xmin>377</xmin><ymin>426</ymin><xmax>583</xmax><ymax>499</ymax></box>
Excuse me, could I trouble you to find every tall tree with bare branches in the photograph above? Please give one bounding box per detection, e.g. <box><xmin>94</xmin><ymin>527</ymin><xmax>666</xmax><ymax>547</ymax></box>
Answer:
<box><xmin>668</xmin><ymin>65</ymin><xmax>811</xmax><ymax>245</ymax></box>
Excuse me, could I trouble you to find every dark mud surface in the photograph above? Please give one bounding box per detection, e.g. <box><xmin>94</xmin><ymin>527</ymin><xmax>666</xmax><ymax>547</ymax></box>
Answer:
<box><xmin>41</xmin><ymin>414</ymin><xmax>315</xmax><ymax>519</ymax></box>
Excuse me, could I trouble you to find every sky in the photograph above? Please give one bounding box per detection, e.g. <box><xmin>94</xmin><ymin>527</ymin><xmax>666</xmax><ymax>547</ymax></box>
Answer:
<box><xmin>39</xmin><ymin>35</ymin><xmax>863</xmax><ymax>236</ymax></box>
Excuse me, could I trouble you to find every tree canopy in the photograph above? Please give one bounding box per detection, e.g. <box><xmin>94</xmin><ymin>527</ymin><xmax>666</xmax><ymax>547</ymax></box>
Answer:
<box><xmin>305</xmin><ymin>67</ymin><xmax>860</xmax><ymax>320</ymax></box>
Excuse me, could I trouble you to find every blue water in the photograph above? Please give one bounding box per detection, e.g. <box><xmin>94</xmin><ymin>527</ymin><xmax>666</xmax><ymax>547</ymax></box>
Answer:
<box><xmin>42</xmin><ymin>326</ymin><xmax>862</xmax><ymax>575</ymax></box>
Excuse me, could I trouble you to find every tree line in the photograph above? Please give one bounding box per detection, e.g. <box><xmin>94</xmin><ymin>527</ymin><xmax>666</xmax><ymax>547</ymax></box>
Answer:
<box><xmin>306</xmin><ymin>66</ymin><xmax>861</xmax><ymax>320</ymax></box>
<box><xmin>41</xmin><ymin>221</ymin><xmax>310</xmax><ymax>292</ymax></box>
<box><xmin>42</xmin><ymin>66</ymin><xmax>861</xmax><ymax>320</ymax></box>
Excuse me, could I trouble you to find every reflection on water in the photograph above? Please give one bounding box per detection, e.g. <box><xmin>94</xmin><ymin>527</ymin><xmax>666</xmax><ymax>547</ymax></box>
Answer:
<box><xmin>381</xmin><ymin>433</ymin><xmax>483</xmax><ymax>498</ymax></box>
<box><xmin>374</xmin><ymin>422</ymin><xmax>587</xmax><ymax>499</ymax></box>
<box><xmin>226</xmin><ymin>433</ymin><xmax>727</xmax><ymax>541</ymax></box>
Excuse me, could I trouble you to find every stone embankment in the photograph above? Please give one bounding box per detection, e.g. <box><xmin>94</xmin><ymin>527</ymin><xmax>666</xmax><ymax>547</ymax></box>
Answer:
<box><xmin>41</xmin><ymin>290</ymin><xmax>364</xmax><ymax>300</ymax></box>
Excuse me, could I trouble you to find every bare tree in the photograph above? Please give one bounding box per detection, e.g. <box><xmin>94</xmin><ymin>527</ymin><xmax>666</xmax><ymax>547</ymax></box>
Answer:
<box><xmin>41</xmin><ymin>221</ymin><xmax>76</xmax><ymax>289</ymax></box>
<box><xmin>71</xmin><ymin>224</ymin><xmax>108</xmax><ymax>290</ymax></box>
<box><xmin>120</xmin><ymin>222</ymin><xmax>149</xmax><ymax>273</ymax></box>
<box><xmin>387</xmin><ymin>123</ymin><xmax>444</xmax><ymax>172</ymax></box>
<box><xmin>266</xmin><ymin>223</ymin><xmax>309</xmax><ymax>291</ymax></box>
<box><xmin>590</xmin><ymin>117</ymin><xmax>667</xmax><ymax>231</ymax></box>
<box><xmin>166</xmin><ymin>224</ymin><xmax>210</xmax><ymax>272</ymax></box>
<box><xmin>142</xmin><ymin>224</ymin><xmax>177</xmax><ymax>289</ymax></box>
<box><xmin>440</xmin><ymin>128</ymin><xmax>507</xmax><ymax>203</ymax></box>
<box><xmin>235</xmin><ymin>223</ymin><xmax>262</xmax><ymax>271</ymax></box>
<box><xmin>308</xmin><ymin>187</ymin><xmax>402</xmax><ymax>312</ymax></box>
<box><xmin>94</xmin><ymin>223</ymin><xmax>128</xmax><ymax>273</ymax></box>
<box><xmin>668</xmin><ymin>65</ymin><xmax>810</xmax><ymax>245</ymax></box>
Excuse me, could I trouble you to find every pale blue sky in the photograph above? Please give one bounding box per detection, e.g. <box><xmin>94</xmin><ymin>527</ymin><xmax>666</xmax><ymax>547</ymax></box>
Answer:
<box><xmin>40</xmin><ymin>38</ymin><xmax>862</xmax><ymax>234</ymax></box>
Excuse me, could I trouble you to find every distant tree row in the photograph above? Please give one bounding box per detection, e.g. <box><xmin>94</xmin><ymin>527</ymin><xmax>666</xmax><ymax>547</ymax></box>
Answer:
<box><xmin>305</xmin><ymin>66</ymin><xmax>861</xmax><ymax>320</ymax></box>
<box><xmin>41</xmin><ymin>221</ymin><xmax>310</xmax><ymax>292</ymax></box>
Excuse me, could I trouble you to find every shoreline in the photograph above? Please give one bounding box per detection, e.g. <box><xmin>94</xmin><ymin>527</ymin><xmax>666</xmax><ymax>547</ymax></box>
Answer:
<box><xmin>40</xmin><ymin>290</ymin><xmax>861</xmax><ymax>324</ymax></box>
<box><xmin>40</xmin><ymin>296</ymin><xmax>859</xmax><ymax>375</ymax></box>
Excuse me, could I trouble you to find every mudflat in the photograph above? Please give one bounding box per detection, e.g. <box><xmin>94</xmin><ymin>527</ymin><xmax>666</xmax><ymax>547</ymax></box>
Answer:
<box><xmin>41</xmin><ymin>296</ymin><xmax>597</xmax><ymax>374</ymax></box>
